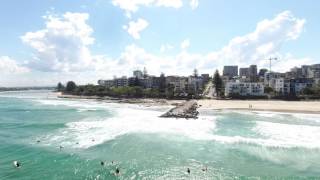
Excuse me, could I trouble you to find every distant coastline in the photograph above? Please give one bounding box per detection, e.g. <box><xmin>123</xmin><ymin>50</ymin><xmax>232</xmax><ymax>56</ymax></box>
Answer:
<box><xmin>0</xmin><ymin>87</ymin><xmax>55</xmax><ymax>92</ymax></box>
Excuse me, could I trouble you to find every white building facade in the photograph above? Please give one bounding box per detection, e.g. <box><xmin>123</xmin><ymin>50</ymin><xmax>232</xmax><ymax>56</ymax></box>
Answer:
<box><xmin>225</xmin><ymin>82</ymin><xmax>265</xmax><ymax>97</ymax></box>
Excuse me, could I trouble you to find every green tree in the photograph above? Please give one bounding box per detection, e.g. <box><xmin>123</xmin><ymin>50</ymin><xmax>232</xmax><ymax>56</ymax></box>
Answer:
<box><xmin>302</xmin><ymin>87</ymin><xmax>315</xmax><ymax>95</ymax></box>
<box><xmin>264</xmin><ymin>86</ymin><xmax>274</xmax><ymax>94</ymax></box>
<box><xmin>213</xmin><ymin>70</ymin><xmax>223</xmax><ymax>97</ymax></box>
<box><xmin>56</xmin><ymin>82</ymin><xmax>64</xmax><ymax>92</ymax></box>
<box><xmin>166</xmin><ymin>83</ymin><xmax>175</xmax><ymax>99</ymax></box>
<box><xmin>65</xmin><ymin>81</ymin><xmax>77</xmax><ymax>92</ymax></box>
<box><xmin>134</xmin><ymin>76</ymin><xmax>140</xmax><ymax>86</ymax></box>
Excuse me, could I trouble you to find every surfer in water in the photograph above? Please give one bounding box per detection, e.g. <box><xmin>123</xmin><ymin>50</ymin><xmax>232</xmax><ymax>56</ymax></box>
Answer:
<box><xmin>202</xmin><ymin>166</ymin><xmax>208</xmax><ymax>172</ymax></box>
<box><xmin>13</xmin><ymin>161</ymin><xmax>21</xmax><ymax>168</ymax></box>
<box><xmin>115</xmin><ymin>167</ymin><xmax>120</xmax><ymax>176</ymax></box>
<box><xmin>187</xmin><ymin>168</ymin><xmax>190</xmax><ymax>174</ymax></box>
<box><xmin>100</xmin><ymin>161</ymin><xmax>105</xmax><ymax>166</ymax></box>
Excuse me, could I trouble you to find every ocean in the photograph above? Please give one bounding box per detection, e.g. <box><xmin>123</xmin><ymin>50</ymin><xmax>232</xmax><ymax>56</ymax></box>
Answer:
<box><xmin>0</xmin><ymin>90</ymin><xmax>320</xmax><ymax>179</ymax></box>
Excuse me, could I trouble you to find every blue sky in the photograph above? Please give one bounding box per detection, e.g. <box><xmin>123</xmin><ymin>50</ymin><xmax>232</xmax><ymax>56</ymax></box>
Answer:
<box><xmin>0</xmin><ymin>0</ymin><xmax>319</xmax><ymax>86</ymax></box>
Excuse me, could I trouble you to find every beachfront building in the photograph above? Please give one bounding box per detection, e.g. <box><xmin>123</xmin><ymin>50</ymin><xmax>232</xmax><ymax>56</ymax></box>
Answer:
<box><xmin>274</xmin><ymin>78</ymin><xmax>292</xmax><ymax>95</ymax></box>
<box><xmin>114</xmin><ymin>76</ymin><xmax>128</xmax><ymax>87</ymax></box>
<box><xmin>225</xmin><ymin>81</ymin><xmax>265</xmax><ymax>97</ymax></box>
<box><xmin>292</xmin><ymin>78</ymin><xmax>314</xmax><ymax>95</ymax></box>
<box><xmin>264</xmin><ymin>72</ymin><xmax>285</xmax><ymax>87</ymax></box>
<box><xmin>166</xmin><ymin>76</ymin><xmax>188</xmax><ymax>93</ymax></box>
<box><xmin>98</xmin><ymin>80</ymin><xmax>115</xmax><ymax>88</ymax></box>
<box><xmin>188</xmin><ymin>76</ymin><xmax>204</xmax><ymax>94</ymax></box>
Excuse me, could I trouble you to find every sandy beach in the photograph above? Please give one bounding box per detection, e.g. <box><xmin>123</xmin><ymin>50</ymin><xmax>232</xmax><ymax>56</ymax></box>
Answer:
<box><xmin>198</xmin><ymin>99</ymin><xmax>320</xmax><ymax>114</ymax></box>
<box><xmin>58</xmin><ymin>94</ymin><xmax>320</xmax><ymax>114</ymax></box>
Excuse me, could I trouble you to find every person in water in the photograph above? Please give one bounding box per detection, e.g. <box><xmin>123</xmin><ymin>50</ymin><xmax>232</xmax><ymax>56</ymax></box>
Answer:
<box><xmin>187</xmin><ymin>168</ymin><xmax>190</xmax><ymax>174</ymax></box>
<box><xmin>100</xmin><ymin>161</ymin><xmax>105</xmax><ymax>166</ymax></box>
<box><xmin>115</xmin><ymin>167</ymin><xmax>120</xmax><ymax>176</ymax></box>
<box><xmin>13</xmin><ymin>161</ymin><xmax>21</xmax><ymax>168</ymax></box>
<box><xmin>202</xmin><ymin>166</ymin><xmax>208</xmax><ymax>172</ymax></box>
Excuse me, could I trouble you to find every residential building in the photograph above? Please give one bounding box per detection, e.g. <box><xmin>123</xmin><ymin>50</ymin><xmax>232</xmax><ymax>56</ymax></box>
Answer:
<box><xmin>249</xmin><ymin>65</ymin><xmax>258</xmax><ymax>82</ymax></box>
<box><xmin>239</xmin><ymin>68</ymin><xmax>249</xmax><ymax>78</ymax></box>
<box><xmin>133</xmin><ymin>70</ymin><xmax>143</xmax><ymax>79</ymax></box>
<box><xmin>98</xmin><ymin>80</ymin><xmax>115</xmax><ymax>88</ymax></box>
<box><xmin>239</xmin><ymin>65</ymin><xmax>257</xmax><ymax>81</ymax></box>
<box><xmin>225</xmin><ymin>81</ymin><xmax>265</xmax><ymax>97</ymax></box>
<box><xmin>258</xmin><ymin>69</ymin><xmax>268</xmax><ymax>77</ymax></box>
<box><xmin>293</xmin><ymin>78</ymin><xmax>314</xmax><ymax>95</ymax></box>
<box><xmin>223</xmin><ymin>66</ymin><xmax>238</xmax><ymax>78</ymax></box>
<box><xmin>188</xmin><ymin>76</ymin><xmax>203</xmax><ymax>93</ymax></box>
<box><xmin>166</xmin><ymin>76</ymin><xmax>188</xmax><ymax>93</ymax></box>
<box><xmin>264</xmin><ymin>72</ymin><xmax>285</xmax><ymax>87</ymax></box>
<box><xmin>114</xmin><ymin>76</ymin><xmax>128</xmax><ymax>87</ymax></box>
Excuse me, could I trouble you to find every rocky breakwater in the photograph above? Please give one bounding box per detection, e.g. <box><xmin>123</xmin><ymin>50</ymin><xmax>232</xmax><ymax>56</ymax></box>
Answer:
<box><xmin>160</xmin><ymin>100</ymin><xmax>199</xmax><ymax>119</ymax></box>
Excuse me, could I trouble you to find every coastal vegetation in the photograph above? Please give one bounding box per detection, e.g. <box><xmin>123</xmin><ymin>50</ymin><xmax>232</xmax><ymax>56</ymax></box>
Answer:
<box><xmin>58</xmin><ymin>81</ymin><xmax>200</xmax><ymax>99</ymax></box>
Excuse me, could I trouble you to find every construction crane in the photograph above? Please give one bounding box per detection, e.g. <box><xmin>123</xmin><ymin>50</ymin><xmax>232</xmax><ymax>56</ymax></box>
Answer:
<box><xmin>265</xmin><ymin>57</ymin><xmax>278</xmax><ymax>87</ymax></box>
<box><xmin>266</xmin><ymin>57</ymin><xmax>278</xmax><ymax>73</ymax></box>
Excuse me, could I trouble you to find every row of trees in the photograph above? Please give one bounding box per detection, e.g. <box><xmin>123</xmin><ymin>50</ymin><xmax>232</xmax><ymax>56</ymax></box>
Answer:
<box><xmin>57</xmin><ymin>81</ymin><xmax>191</xmax><ymax>99</ymax></box>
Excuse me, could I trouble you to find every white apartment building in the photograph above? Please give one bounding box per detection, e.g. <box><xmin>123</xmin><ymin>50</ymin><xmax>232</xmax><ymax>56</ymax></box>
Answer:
<box><xmin>274</xmin><ymin>78</ymin><xmax>291</xmax><ymax>95</ymax></box>
<box><xmin>225</xmin><ymin>82</ymin><xmax>265</xmax><ymax>97</ymax></box>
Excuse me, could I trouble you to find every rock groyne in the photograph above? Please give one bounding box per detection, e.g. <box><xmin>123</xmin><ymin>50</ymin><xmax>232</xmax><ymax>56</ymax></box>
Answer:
<box><xmin>160</xmin><ymin>100</ymin><xmax>199</xmax><ymax>119</ymax></box>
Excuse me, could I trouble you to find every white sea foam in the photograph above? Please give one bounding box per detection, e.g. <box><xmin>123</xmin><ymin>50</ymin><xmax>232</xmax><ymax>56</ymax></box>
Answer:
<box><xmin>39</xmin><ymin>98</ymin><xmax>320</xmax><ymax>150</ymax></box>
<box><xmin>43</xmin><ymin>107</ymin><xmax>216</xmax><ymax>148</ymax></box>
<box><xmin>253</xmin><ymin>121</ymin><xmax>320</xmax><ymax>149</ymax></box>
<box><xmin>35</xmin><ymin>99</ymin><xmax>170</xmax><ymax>113</ymax></box>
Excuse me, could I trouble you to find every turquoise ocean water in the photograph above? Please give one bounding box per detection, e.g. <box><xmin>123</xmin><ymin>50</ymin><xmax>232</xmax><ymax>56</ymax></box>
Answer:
<box><xmin>1</xmin><ymin>90</ymin><xmax>320</xmax><ymax>179</ymax></box>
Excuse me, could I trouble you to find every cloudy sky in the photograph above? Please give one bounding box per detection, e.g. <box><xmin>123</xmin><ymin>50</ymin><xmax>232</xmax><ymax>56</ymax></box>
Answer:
<box><xmin>0</xmin><ymin>0</ymin><xmax>319</xmax><ymax>87</ymax></box>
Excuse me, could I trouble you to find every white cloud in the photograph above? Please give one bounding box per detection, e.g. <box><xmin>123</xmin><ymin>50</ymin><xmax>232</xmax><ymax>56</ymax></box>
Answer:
<box><xmin>198</xmin><ymin>10</ymin><xmax>307</xmax><ymax>71</ymax></box>
<box><xmin>160</xmin><ymin>44</ymin><xmax>174</xmax><ymax>53</ymax></box>
<box><xmin>111</xmin><ymin>11</ymin><xmax>309</xmax><ymax>77</ymax></box>
<box><xmin>0</xmin><ymin>56</ymin><xmax>29</xmax><ymax>74</ymax></box>
<box><xmin>180</xmin><ymin>39</ymin><xmax>190</xmax><ymax>49</ymax></box>
<box><xmin>156</xmin><ymin>0</ymin><xmax>183</xmax><ymax>8</ymax></box>
<box><xmin>21</xmin><ymin>12</ymin><xmax>97</xmax><ymax>72</ymax></box>
<box><xmin>190</xmin><ymin>0</ymin><xmax>199</xmax><ymax>10</ymax></box>
<box><xmin>124</xmin><ymin>18</ymin><xmax>149</xmax><ymax>39</ymax></box>
<box><xmin>10</xmin><ymin>10</ymin><xmax>311</xmax><ymax>87</ymax></box>
<box><xmin>112</xmin><ymin>0</ymin><xmax>183</xmax><ymax>17</ymax></box>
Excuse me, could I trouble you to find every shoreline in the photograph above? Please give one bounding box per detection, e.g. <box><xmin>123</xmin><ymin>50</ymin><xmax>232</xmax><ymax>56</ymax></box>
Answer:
<box><xmin>57</xmin><ymin>94</ymin><xmax>320</xmax><ymax>114</ymax></box>
<box><xmin>198</xmin><ymin>99</ymin><xmax>320</xmax><ymax>114</ymax></box>
<box><xmin>57</xmin><ymin>94</ymin><xmax>184</xmax><ymax>106</ymax></box>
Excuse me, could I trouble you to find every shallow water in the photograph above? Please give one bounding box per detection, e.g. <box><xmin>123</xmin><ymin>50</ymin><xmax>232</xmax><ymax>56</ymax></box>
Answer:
<box><xmin>0</xmin><ymin>90</ymin><xmax>320</xmax><ymax>179</ymax></box>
